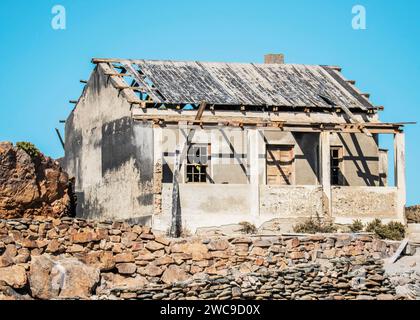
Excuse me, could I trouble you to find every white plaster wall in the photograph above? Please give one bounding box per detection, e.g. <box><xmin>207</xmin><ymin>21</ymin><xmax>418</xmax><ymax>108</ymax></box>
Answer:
<box><xmin>332</xmin><ymin>186</ymin><xmax>399</xmax><ymax>221</ymax></box>
<box><xmin>259</xmin><ymin>185</ymin><xmax>323</xmax><ymax>217</ymax></box>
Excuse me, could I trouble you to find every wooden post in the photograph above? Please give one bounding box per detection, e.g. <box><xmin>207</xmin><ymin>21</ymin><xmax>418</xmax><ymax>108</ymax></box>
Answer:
<box><xmin>394</xmin><ymin>132</ymin><xmax>406</xmax><ymax>223</ymax></box>
<box><xmin>170</xmin><ymin>149</ymin><xmax>182</xmax><ymax>238</ymax></box>
<box><xmin>55</xmin><ymin>128</ymin><xmax>65</xmax><ymax>150</ymax></box>
<box><xmin>320</xmin><ymin>131</ymin><xmax>332</xmax><ymax>218</ymax></box>
<box><xmin>170</xmin><ymin>121</ymin><xmax>200</xmax><ymax>237</ymax></box>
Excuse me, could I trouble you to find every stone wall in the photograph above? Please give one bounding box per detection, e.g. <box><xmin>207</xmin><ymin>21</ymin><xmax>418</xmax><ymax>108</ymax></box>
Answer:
<box><xmin>0</xmin><ymin>217</ymin><xmax>401</xmax><ymax>300</ymax></box>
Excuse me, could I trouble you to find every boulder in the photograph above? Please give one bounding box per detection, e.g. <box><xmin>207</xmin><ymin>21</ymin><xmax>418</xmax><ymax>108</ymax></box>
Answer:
<box><xmin>0</xmin><ymin>265</ymin><xmax>27</xmax><ymax>288</ymax></box>
<box><xmin>29</xmin><ymin>255</ymin><xmax>100</xmax><ymax>299</ymax></box>
<box><xmin>0</xmin><ymin>142</ymin><xmax>72</xmax><ymax>218</ymax></box>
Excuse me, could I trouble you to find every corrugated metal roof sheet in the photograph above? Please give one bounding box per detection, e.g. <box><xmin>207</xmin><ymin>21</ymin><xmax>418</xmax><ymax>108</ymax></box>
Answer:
<box><xmin>105</xmin><ymin>59</ymin><xmax>375</xmax><ymax>110</ymax></box>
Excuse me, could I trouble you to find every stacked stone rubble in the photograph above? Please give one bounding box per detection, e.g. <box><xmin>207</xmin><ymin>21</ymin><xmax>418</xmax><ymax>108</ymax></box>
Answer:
<box><xmin>0</xmin><ymin>217</ymin><xmax>400</xmax><ymax>300</ymax></box>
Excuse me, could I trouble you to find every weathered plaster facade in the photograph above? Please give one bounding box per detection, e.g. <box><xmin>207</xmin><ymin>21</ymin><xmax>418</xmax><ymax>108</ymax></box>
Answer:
<box><xmin>65</xmin><ymin>66</ymin><xmax>154</xmax><ymax>224</ymax></box>
<box><xmin>64</xmin><ymin>57</ymin><xmax>407</xmax><ymax>233</ymax></box>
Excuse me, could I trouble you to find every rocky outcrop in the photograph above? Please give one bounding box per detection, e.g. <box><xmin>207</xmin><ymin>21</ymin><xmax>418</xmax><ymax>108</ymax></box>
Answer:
<box><xmin>406</xmin><ymin>205</ymin><xmax>420</xmax><ymax>223</ymax></box>
<box><xmin>0</xmin><ymin>142</ymin><xmax>72</xmax><ymax>218</ymax></box>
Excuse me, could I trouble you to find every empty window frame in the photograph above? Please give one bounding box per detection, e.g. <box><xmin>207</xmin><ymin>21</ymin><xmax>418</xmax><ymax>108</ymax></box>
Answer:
<box><xmin>186</xmin><ymin>143</ymin><xmax>210</xmax><ymax>183</ymax></box>
<box><xmin>330</xmin><ymin>146</ymin><xmax>344</xmax><ymax>185</ymax></box>
<box><xmin>266</xmin><ymin>145</ymin><xmax>294</xmax><ymax>185</ymax></box>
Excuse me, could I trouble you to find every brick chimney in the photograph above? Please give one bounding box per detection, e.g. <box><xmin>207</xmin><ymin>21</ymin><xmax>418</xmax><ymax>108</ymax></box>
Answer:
<box><xmin>264</xmin><ymin>53</ymin><xmax>284</xmax><ymax>64</ymax></box>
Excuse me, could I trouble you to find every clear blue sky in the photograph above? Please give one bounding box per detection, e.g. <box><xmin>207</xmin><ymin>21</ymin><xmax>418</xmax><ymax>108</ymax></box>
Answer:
<box><xmin>0</xmin><ymin>0</ymin><xmax>418</xmax><ymax>205</ymax></box>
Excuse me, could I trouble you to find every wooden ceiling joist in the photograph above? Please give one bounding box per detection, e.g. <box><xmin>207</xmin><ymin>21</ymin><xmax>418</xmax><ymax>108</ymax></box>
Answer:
<box><xmin>132</xmin><ymin>114</ymin><xmax>408</xmax><ymax>134</ymax></box>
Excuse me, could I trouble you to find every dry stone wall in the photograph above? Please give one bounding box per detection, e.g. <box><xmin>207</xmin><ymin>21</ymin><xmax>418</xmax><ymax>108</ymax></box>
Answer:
<box><xmin>0</xmin><ymin>217</ymin><xmax>400</xmax><ymax>300</ymax></box>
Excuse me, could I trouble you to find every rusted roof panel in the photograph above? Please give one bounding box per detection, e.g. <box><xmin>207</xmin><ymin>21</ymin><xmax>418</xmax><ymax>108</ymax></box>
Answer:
<box><xmin>119</xmin><ymin>59</ymin><xmax>375</xmax><ymax>110</ymax></box>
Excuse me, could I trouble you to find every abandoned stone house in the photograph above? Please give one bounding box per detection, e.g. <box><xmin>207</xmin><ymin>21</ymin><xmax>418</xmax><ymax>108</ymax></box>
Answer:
<box><xmin>63</xmin><ymin>54</ymin><xmax>407</xmax><ymax>233</ymax></box>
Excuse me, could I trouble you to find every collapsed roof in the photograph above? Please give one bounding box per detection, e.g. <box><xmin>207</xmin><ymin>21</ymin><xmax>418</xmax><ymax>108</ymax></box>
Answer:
<box><xmin>91</xmin><ymin>58</ymin><xmax>376</xmax><ymax>111</ymax></box>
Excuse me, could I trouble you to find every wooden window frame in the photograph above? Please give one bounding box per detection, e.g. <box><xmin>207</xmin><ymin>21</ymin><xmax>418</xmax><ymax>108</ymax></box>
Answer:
<box><xmin>330</xmin><ymin>146</ymin><xmax>344</xmax><ymax>186</ymax></box>
<box><xmin>185</xmin><ymin>143</ymin><xmax>211</xmax><ymax>183</ymax></box>
<box><xmin>265</xmin><ymin>144</ymin><xmax>295</xmax><ymax>185</ymax></box>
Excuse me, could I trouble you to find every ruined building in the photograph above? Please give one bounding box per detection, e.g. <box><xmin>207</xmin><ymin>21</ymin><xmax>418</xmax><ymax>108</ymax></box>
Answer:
<box><xmin>64</xmin><ymin>54</ymin><xmax>407</xmax><ymax>232</ymax></box>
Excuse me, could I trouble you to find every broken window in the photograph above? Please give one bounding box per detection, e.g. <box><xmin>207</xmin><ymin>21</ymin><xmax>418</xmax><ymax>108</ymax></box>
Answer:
<box><xmin>266</xmin><ymin>145</ymin><xmax>294</xmax><ymax>185</ymax></box>
<box><xmin>330</xmin><ymin>146</ymin><xmax>344</xmax><ymax>185</ymax></box>
<box><xmin>186</xmin><ymin>144</ymin><xmax>210</xmax><ymax>183</ymax></box>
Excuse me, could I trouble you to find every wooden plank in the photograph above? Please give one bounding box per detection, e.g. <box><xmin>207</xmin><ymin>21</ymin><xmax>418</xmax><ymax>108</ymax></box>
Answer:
<box><xmin>389</xmin><ymin>238</ymin><xmax>409</xmax><ymax>264</ymax></box>
<box><xmin>132</xmin><ymin>114</ymin><xmax>403</xmax><ymax>131</ymax></box>
<box><xmin>339</xmin><ymin>104</ymin><xmax>373</xmax><ymax>137</ymax></box>
<box><xmin>55</xmin><ymin>128</ymin><xmax>65</xmax><ymax>150</ymax></box>
<box><xmin>97</xmin><ymin>63</ymin><xmax>143</xmax><ymax>106</ymax></box>
<box><xmin>120</xmin><ymin>60</ymin><xmax>161</xmax><ymax>103</ymax></box>
<box><xmin>92</xmin><ymin>58</ymin><xmax>128</xmax><ymax>64</ymax></box>
<box><xmin>195</xmin><ymin>101</ymin><xmax>207</xmax><ymax>120</ymax></box>
<box><xmin>104</xmin><ymin>72</ymin><xmax>131</xmax><ymax>77</ymax></box>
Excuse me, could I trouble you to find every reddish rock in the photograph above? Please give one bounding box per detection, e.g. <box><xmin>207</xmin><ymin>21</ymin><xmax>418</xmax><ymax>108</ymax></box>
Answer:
<box><xmin>286</xmin><ymin>238</ymin><xmax>300</xmax><ymax>248</ymax></box>
<box><xmin>130</xmin><ymin>242</ymin><xmax>144</xmax><ymax>251</ymax></box>
<box><xmin>161</xmin><ymin>265</ymin><xmax>189</xmax><ymax>284</ymax></box>
<box><xmin>171</xmin><ymin>242</ymin><xmax>209</xmax><ymax>261</ymax></box>
<box><xmin>139</xmin><ymin>233</ymin><xmax>155</xmax><ymax>240</ymax></box>
<box><xmin>139</xmin><ymin>265</ymin><xmax>164</xmax><ymax>277</ymax></box>
<box><xmin>210</xmin><ymin>251</ymin><xmax>230</xmax><ymax>258</ymax></box>
<box><xmin>120</xmin><ymin>232</ymin><xmax>138</xmax><ymax>246</ymax></box>
<box><xmin>0</xmin><ymin>254</ymin><xmax>14</xmax><ymax>268</ymax></box>
<box><xmin>135</xmin><ymin>250</ymin><xmax>155</xmax><ymax>261</ymax></box>
<box><xmin>289</xmin><ymin>251</ymin><xmax>305</xmax><ymax>259</ymax></box>
<box><xmin>231</xmin><ymin>237</ymin><xmax>252</xmax><ymax>244</ymax></box>
<box><xmin>116</xmin><ymin>263</ymin><xmax>137</xmax><ymax>275</ymax></box>
<box><xmin>36</xmin><ymin>239</ymin><xmax>49</xmax><ymax>248</ymax></box>
<box><xmin>98</xmin><ymin>251</ymin><xmax>115</xmax><ymax>271</ymax></box>
<box><xmin>67</xmin><ymin>244</ymin><xmax>84</xmax><ymax>253</ymax></box>
<box><xmin>0</xmin><ymin>265</ymin><xmax>27</xmax><ymax>288</ymax></box>
<box><xmin>252</xmin><ymin>239</ymin><xmax>272</xmax><ymax>248</ymax></box>
<box><xmin>154</xmin><ymin>235</ymin><xmax>170</xmax><ymax>246</ymax></box>
<box><xmin>131</xmin><ymin>225</ymin><xmax>143</xmax><ymax>235</ymax></box>
<box><xmin>99</xmin><ymin>273</ymin><xmax>147</xmax><ymax>291</ymax></box>
<box><xmin>145</xmin><ymin>241</ymin><xmax>165</xmax><ymax>252</ymax></box>
<box><xmin>250</xmin><ymin>247</ymin><xmax>266</xmax><ymax>256</ymax></box>
<box><xmin>46</xmin><ymin>239</ymin><xmax>61</xmax><ymax>253</ymax></box>
<box><xmin>207</xmin><ymin>239</ymin><xmax>229</xmax><ymax>251</ymax></box>
<box><xmin>71</xmin><ymin>232</ymin><xmax>95</xmax><ymax>244</ymax></box>
<box><xmin>0</xmin><ymin>142</ymin><xmax>71</xmax><ymax>218</ymax></box>
<box><xmin>109</xmin><ymin>235</ymin><xmax>121</xmax><ymax>243</ymax></box>
<box><xmin>155</xmin><ymin>255</ymin><xmax>174</xmax><ymax>266</ymax></box>
<box><xmin>17</xmin><ymin>238</ymin><xmax>38</xmax><ymax>249</ymax></box>
<box><xmin>114</xmin><ymin>252</ymin><xmax>134</xmax><ymax>263</ymax></box>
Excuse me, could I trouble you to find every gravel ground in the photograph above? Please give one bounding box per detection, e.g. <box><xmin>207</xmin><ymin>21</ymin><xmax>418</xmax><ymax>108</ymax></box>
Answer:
<box><xmin>384</xmin><ymin>248</ymin><xmax>420</xmax><ymax>300</ymax></box>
